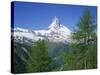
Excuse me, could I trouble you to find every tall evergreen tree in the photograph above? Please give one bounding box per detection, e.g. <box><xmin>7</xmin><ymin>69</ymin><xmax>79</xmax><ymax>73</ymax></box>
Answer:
<box><xmin>26</xmin><ymin>39</ymin><xmax>53</xmax><ymax>72</ymax></box>
<box><xmin>63</xmin><ymin>9</ymin><xmax>97</xmax><ymax>70</ymax></box>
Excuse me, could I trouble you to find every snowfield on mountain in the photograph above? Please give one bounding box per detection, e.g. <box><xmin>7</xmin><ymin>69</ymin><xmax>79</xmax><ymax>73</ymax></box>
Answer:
<box><xmin>12</xmin><ymin>16</ymin><xmax>71</xmax><ymax>43</ymax></box>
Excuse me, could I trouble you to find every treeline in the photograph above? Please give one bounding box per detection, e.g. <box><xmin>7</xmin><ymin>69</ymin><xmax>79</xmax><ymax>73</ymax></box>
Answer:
<box><xmin>13</xmin><ymin>9</ymin><xmax>97</xmax><ymax>73</ymax></box>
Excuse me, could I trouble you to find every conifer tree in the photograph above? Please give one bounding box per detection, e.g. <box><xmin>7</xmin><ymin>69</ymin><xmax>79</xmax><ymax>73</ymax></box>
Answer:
<box><xmin>26</xmin><ymin>39</ymin><xmax>53</xmax><ymax>72</ymax></box>
<box><xmin>63</xmin><ymin>9</ymin><xmax>97</xmax><ymax>70</ymax></box>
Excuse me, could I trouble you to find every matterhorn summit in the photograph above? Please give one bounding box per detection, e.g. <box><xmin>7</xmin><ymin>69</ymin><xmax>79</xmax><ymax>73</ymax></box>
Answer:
<box><xmin>48</xmin><ymin>16</ymin><xmax>60</xmax><ymax>29</ymax></box>
<box><xmin>48</xmin><ymin>16</ymin><xmax>71</xmax><ymax>35</ymax></box>
<box><xmin>12</xmin><ymin>16</ymin><xmax>71</xmax><ymax>43</ymax></box>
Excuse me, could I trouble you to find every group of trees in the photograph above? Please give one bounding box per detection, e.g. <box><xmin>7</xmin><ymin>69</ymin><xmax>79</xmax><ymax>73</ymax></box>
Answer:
<box><xmin>62</xmin><ymin>9</ymin><xmax>97</xmax><ymax>70</ymax></box>
<box><xmin>26</xmin><ymin>39</ymin><xmax>55</xmax><ymax>72</ymax></box>
<box><xmin>14</xmin><ymin>8</ymin><xmax>97</xmax><ymax>73</ymax></box>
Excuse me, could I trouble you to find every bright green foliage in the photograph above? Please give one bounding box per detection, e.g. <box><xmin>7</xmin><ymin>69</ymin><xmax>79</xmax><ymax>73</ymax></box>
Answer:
<box><xmin>26</xmin><ymin>39</ymin><xmax>53</xmax><ymax>72</ymax></box>
<box><xmin>62</xmin><ymin>9</ymin><xmax>97</xmax><ymax>70</ymax></box>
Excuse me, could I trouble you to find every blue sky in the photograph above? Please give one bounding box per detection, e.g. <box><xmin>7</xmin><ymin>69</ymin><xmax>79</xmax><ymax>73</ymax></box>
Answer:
<box><xmin>12</xmin><ymin>1</ymin><xmax>97</xmax><ymax>31</ymax></box>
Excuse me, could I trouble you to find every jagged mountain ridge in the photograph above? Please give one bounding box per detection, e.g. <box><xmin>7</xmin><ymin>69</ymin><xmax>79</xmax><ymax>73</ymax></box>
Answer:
<box><xmin>12</xmin><ymin>16</ymin><xmax>71</xmax><ymax>43</ymax></box>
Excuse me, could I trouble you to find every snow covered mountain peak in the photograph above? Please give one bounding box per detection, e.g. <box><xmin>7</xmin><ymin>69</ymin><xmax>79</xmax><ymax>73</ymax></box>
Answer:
<box><xmin>48</xmin><ymin>16</ymin><xmax>60</xmax><ymax>29</ymax></box>
<box><xmin>12</xmin><ymin>16</ymin><xmax>72</xmax><ymax>43</ymax></box>
<box><xmin>48</xmin><ymin>16</ymin><xmax>71</xmax><ymax>34</ymax></box>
